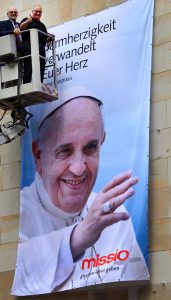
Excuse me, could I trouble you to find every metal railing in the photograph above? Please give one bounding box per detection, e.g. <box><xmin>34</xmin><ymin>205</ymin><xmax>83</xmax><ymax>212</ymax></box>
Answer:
<box><xmin>18</xmin><ymin>28</ymin><xmax>57</xmax><ymax>89</ymax></box>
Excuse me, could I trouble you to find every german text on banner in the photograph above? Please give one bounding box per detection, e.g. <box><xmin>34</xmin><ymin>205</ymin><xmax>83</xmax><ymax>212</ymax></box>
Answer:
<box><xmin>12</xmin><ymin>0</ymin><xmax>154</xmax><ymax>296</ymax></box>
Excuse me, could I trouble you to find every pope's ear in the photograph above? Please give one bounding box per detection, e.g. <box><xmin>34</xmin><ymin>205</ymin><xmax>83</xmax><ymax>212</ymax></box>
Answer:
<box><xmin>32</xmin><ymin>141</ymin><xmax>42</xmax><ymax>172</ymax></box>
<box><xmin>101</xmin><ymin>131</ymin><xmax>106</xmax><ymax>145</ymax></box>
<box><xmin>32</xmin><ymin>141</ymin><xmax>40</xmax><ymax>159</ymax></box>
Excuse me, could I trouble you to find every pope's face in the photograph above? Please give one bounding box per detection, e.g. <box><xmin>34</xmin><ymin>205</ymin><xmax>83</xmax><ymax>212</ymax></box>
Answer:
<box><xmin>34</xmin><ymin>98</ymin><xmax>105</xmax><ymax>213</ymax></box>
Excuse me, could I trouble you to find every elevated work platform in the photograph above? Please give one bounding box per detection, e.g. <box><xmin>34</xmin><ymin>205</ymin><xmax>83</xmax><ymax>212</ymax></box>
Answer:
<box><xmin>0</xmin><ymin>29</ymin><xmax>57</xmax><ymax>110</ymax></box>
<box><xmin>0</xmin><ymin>29</ymin><xmax>58</xmax><ymax>145</ymax></box>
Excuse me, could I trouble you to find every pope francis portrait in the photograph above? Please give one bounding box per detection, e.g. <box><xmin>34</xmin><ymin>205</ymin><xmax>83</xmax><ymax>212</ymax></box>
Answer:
<box><xmin>12</xmin><ymin>87</ymin><xmax>149</xmax><ymax>296</ymax></box>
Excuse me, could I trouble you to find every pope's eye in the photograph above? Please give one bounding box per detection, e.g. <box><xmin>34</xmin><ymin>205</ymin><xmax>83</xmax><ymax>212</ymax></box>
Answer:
<box><xmin>55</xmin><ymin>148</ymin><xmax>73</xmax><ymax>159</ymax></box>
<box><xmin>84</xmin><ymin>143</ymin><xmax>99</xmax><ymax>155</ymax></box>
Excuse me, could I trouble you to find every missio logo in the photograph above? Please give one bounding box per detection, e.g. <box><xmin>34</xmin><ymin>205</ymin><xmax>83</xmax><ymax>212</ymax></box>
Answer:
<box><xmin>81</xmin><ymin>249</ymin><xmax>129</xmax><ymax>270</ymax></box>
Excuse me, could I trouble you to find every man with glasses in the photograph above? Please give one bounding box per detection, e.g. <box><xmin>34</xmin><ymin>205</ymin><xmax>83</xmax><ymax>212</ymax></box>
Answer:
<box><xmin>0</xmin><ymin>7</ymin><xmax>21</xmax><ymax>38</ymax></box>
<box><xmin>20</xmin><ymin>4</ymin><xmax>53</xmax><ymax>83</ymax></box>
<box><xmin>0</xmin><ymin>6</ymin><xmax>23</xmax><ymax>90</ymax></box>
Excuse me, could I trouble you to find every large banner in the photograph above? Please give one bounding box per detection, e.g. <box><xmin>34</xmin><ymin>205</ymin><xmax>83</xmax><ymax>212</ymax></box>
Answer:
<box><xmin>12</xmin><ymin>0</ymin><xmax>154</xmax><ymax>296</ymax></box>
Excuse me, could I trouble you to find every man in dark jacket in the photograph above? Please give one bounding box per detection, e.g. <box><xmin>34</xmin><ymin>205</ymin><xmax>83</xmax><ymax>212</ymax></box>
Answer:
<box><xmin>0</xmin><ymin>7</ymin><xmax>21</xmax><ymax>38</ymax></box>
<box><xmin>0</xmin><ymin>7</ymin><xmax>23</xmax><ymax>122</ymax></box>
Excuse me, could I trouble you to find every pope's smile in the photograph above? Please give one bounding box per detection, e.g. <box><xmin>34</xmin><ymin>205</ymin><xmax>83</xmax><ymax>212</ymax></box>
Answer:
<box><xmin>62</xmin><ymin>178</ymin><xmax>85</xmax><ymax>184</ymax></box>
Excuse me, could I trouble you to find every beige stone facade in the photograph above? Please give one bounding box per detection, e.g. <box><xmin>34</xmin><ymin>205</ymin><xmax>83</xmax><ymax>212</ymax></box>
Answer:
<box><xmin>0</xmin><ymin>0</ymin><xmax>171</xmax><ymax>299</ymax></box>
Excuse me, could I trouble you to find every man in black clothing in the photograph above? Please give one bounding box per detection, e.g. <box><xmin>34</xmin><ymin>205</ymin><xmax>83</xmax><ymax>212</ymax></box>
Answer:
<box><xmin>20</xmin><ymin>5</ymin><xmax>53</xmax><ymax>83</ymax></box>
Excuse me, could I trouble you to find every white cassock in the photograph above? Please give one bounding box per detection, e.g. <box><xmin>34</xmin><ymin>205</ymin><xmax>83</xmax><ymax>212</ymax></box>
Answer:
<box><xmin>12</xmin><ymin>172</ymin><xmax>149</xmax><ymax>296</ymax></box>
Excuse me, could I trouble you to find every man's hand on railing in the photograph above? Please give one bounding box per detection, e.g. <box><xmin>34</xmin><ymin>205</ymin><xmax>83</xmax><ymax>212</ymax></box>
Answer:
<box><xmin>47</xmin><ymin>33</ymin><xmax>55</xmax><ymax>45</ymax></box>
<box><xmin>14</xmin><ymin>28</ymin><xmax>20</xmax><ymax>36</ymax></box>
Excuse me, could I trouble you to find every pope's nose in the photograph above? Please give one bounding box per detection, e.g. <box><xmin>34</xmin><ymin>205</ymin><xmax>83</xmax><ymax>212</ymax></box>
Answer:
<box><xmin>69</xmin><ymin>160</ymin><xmax>86</xmax><ymax>177</ymax></box>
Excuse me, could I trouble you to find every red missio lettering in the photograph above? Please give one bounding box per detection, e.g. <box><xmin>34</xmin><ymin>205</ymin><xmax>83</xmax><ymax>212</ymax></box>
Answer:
<box><xmin>81</xmin><ymin>249</ymin><xmax>129</xmax><ymax>270</ymax></box>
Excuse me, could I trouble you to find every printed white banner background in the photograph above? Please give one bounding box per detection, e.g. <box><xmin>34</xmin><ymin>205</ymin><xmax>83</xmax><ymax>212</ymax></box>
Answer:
<box><xmin>13</xmin><ymin>0</ymin><xmax>154</xmax><ymax>296</ymax></box>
